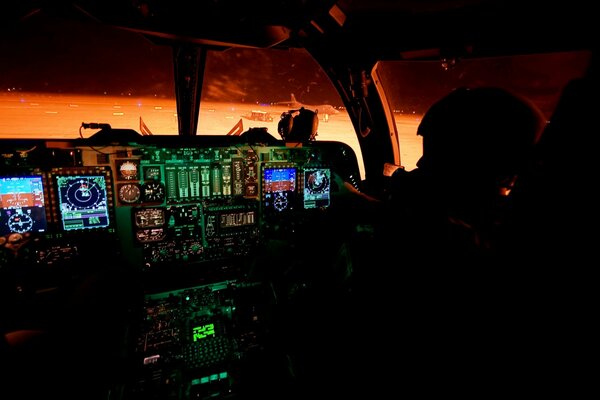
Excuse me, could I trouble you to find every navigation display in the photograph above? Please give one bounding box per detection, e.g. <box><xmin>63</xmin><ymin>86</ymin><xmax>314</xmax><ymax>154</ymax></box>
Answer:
<box><xmin>55</xmin><ymin>175</ymin><xmax>110</xmax><ymax>231</ymax></box>
<box><xmin>303</xmin><ymin>168</ymin><xmax>331</xmax><ymax>209</ymax></box>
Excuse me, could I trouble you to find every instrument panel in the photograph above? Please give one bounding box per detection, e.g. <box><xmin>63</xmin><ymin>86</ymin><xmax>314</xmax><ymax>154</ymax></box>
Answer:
<box><xmin>0</xmin><ymin>136</ymin><xmax>360</xmax><ymax>287</ymax></box>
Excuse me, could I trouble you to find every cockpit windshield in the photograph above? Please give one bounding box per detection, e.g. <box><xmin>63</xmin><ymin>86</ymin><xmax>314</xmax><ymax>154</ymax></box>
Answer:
<box><xmin>0</xmin><ymin>13</ymin><xmax>361</xmax><ymax>174</ymax></box>
<box><xmin>0</xmin><ymin>12</ymin><xmax>592</xmax><ymax>174</ymax></box>
<box><xmin>377</xmin><ymin>51</ymin><xmax>591</xmax><ymax>170</ymax></box>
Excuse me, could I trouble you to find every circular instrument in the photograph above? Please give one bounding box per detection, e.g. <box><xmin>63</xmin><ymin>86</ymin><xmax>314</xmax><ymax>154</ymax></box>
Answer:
<box><xmin>142</xmin><ymin>181</ymin><xmax>166</xmax><ymax>203</ymax></box>
<box><xmin>118</xmin><ymin>183</ymin><xmax>141</xmax><ymax>204</ymax></box>
<box><xmin>118</xmin><ymin>160</ymin><xmax>139</xmax><ymax>180</ymax></box>
<box><xmin>273</xmin><ymin>192</ymin><xmax>289</xmax><ymax>212</ymax></box>
<box><xmin>8</xmin><ymin>213</ymin><xmax>33</xmax><ymax>233</ymax></box>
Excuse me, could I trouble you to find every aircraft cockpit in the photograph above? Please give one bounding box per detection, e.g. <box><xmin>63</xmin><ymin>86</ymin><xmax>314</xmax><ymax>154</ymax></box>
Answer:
<box><xmin>1</xmin><ymin>124</ymin><xmax>364</xmax><ymax>398</ymax></box>
<box><xmin>1</xmin><ymin>1</ymin><xmax>595</xmax><ymax>399</ymax></box>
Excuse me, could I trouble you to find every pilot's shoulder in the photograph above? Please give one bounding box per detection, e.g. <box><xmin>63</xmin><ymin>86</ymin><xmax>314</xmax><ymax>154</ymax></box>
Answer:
<box><xmin>390</xmin><ymin>167</ymin><xmax>423</xmax><ymax>186</ymax></box>
<box><xmin>386</xmin><ymin>167</ymin><xmax>427</xmax><ymax>203</ymax></box>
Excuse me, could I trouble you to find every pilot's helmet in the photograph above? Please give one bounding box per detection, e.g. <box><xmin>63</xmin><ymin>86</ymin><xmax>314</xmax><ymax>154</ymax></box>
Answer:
<box><xmin>416</xmin><ymin>87</ymin><xmax>546</xmax><ymax>180</ymax></box>
<box><xmin>278</xmin><ymin>107</ymin><xmax>319</xmax><ymax>142</ymax></box>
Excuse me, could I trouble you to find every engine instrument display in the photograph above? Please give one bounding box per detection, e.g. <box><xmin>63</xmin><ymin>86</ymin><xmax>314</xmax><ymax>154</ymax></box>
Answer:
<box><xmin>220</xmin><ymin>211</ymin><xmax>256</xmax><ymax>228</ymax></box>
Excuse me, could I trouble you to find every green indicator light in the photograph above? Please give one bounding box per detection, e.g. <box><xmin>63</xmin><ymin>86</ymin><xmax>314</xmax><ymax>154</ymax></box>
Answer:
<box><xmin>200</xmin><ymin>377</ymin><xmax>209</xmax><ymax>384</ymax></box>
<box><xmin>210</xmin><ymin>374</ymin><xmax>218</xmax><ymax>381</ymax></box>
<box><xmin>185</xmin><ymin>295</ymin><xmax>190</xmax><ymax>301</ymax></box>
<box><xmin>191</xmin><ymin>378</ymin><xmax>201</xmax><ymax>386</ymax></box>
<box><xmin>219</xmin><ymin>372</ymin><xmax>228</xmax><ymax>379</ymax></box>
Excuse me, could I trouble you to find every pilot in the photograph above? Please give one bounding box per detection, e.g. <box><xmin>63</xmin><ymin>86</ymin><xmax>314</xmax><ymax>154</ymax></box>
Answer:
<box><xmin>387</xmin><ymin>86</ymin><xmax>545</xmax><ymax>254</ymax></box>
<box><xmin>277</xmin><ymin>107</ymin><xmax>319</xmax><ymax>142</ymax></box>
<box><xmin>332</xmin><ymin>86</ymin><xmax>547</xmax><ymax>396</ymax></box>
<box><xmin>336</xmin><ymin>86</ymin><xmax>546</xmax><ymax>260</ymax></box>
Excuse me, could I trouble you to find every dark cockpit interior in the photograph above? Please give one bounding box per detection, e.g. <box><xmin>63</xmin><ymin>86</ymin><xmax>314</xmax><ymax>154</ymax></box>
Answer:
<box><xmin>1</xmin><ymin>1</ymin><xmax>596</xmax><ymax>399</ymax></box>
<box><xmin>1</xmin><ymin>132</ymin><xmax>362</xmax><ymax>398</ymax></box>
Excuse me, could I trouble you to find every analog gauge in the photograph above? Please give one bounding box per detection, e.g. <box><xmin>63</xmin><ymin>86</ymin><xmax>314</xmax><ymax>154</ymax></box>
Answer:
<box><xmin>8</xmin><ymin>213</ymin><xmax>33</xmax><ymax>233</ymax></box>
<box><xmin>118</xmin><ymin>183</ymin><xmax>141</xmax><ymax>204</ymax></box>
<box><xmin>142</xmin><ymin>181</ymin><xmax>166</xmax><ymax>203</ymax></box>
<box><xmin>117</xmin><ymin>160</ymin><xmax>139</xmax><ymax>180</ymax></box>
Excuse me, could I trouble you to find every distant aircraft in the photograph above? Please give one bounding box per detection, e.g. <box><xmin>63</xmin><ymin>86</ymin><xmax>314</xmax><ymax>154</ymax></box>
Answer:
<box><xmin>274</xmin><ymin>93</ymin><xmax>339</xmax><ymax>117</ymax></box>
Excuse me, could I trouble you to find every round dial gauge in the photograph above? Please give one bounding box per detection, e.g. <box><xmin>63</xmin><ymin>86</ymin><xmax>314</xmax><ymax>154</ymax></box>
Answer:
<box><xmin>273</xmin><ymin>192</ymin><xmax>289</xmax><ymax>212</ymax></box>
<box><xmin>118</xmin><ymin>183</ymin><xmax>141</xmax><ymax>204</ymax></box>
<box><xmin>119</xmin><ymin>161</ymin><xmax>139</xmax><ymax>180</ymax></box>
<box><xmin>8</xmin><ymin>213</ymin><xmax>33</xmax><ymax>233</ymax></box>
<box><xmin>142</xmin><ymin>181</ymin><xmax>165</xmax><ymax>203</ymax></box>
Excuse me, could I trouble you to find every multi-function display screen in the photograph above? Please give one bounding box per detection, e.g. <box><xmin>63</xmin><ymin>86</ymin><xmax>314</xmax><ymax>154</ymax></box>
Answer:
<box><xmin>263</xmin><ymin>167</ymin><xmax>296</xmax><ymax>193</ymax></box>
<box><xmin>263</xmin><ymin>167</ymin><xmax>297</xmax><ymax>213</ymax></box>
<box><xmin>55</xmin><ymin>175</ymin><xmax>110</xmax><ymax>231</ymax></box>
<box><xmin>303</xmin><ymin>168</ymin><xmax>331</xmax><ymax>209</ymax></box>
<box><xmin>0</xmin><ymin>175</ymin><xmax>48</xmax><ymax>235</ymax></box>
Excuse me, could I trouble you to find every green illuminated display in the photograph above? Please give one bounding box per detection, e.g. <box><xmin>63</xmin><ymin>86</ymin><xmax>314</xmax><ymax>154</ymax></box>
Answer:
<box><xmin>193</xmin><ymin>323</ymin><xmax>216</xmax><ymax>341</ymax></box>
<box><xmin>192</xmin><ymin>372</ymin><xmax>228</xmax><ymax>386</ymax></box>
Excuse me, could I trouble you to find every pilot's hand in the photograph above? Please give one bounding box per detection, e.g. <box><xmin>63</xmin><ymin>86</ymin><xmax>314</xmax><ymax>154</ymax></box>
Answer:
<box><xmin>331</xmin><ymin>171</ymin><xmax>359</xmax><ymax>197</ymax></box>
<box><xmin>331</xmin><ymin>171</ymin><xmax>380</xmax><ymax>204</ymax></box>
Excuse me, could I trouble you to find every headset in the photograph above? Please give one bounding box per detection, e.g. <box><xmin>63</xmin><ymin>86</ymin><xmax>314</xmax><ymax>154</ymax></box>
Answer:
<box><xmin>277</xmin><ymin>107</ymin><xmax>319</xmax><ymax>142</ymax></box>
